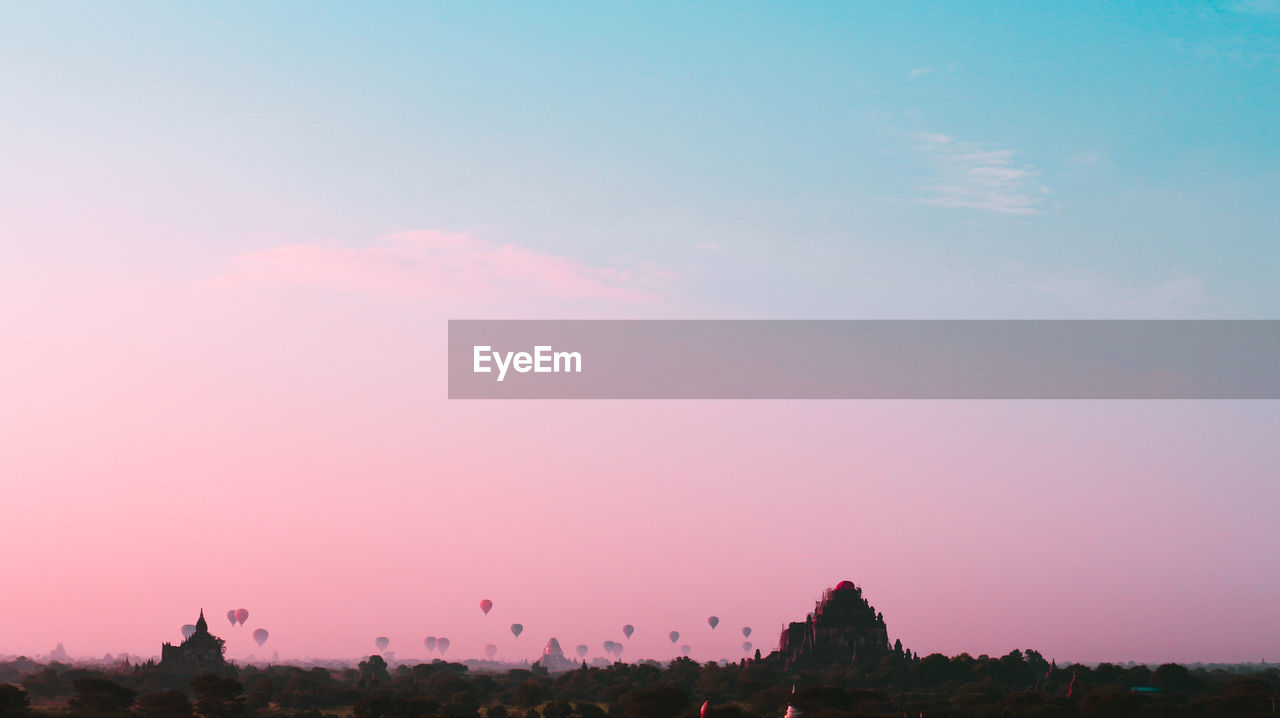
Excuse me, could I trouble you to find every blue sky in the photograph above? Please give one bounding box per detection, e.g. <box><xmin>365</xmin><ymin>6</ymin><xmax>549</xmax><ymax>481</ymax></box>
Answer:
<box><xmin>2</xmin><ymin>1</ymin><xmax>1277</xmax><ymax>317</ymax></box>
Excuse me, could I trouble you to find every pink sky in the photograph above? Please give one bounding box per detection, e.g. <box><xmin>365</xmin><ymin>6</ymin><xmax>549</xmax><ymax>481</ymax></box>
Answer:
<box><xmin>1</xmin><ymin>239</ymin><xmax>1277</xmax><ymax>666</ymax></box>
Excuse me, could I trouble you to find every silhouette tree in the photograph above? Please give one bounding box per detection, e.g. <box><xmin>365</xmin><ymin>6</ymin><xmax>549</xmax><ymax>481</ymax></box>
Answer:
<box><xmin>357</xmin><ymin>656</ymin><xmax>390</xmax><ymax>689</ymax></box>
<box><xmin>512</xmin><ymin>679</ymin><xmax>548</xmax><ymax>708</ymax></box>
<box><xmin>0</xmin><ymin>684</ymin><xmax>31</xmax><ymax>716</ymax></box>
<box><xmin>134</xmin><ymin>690</ymin><xmax>195</xmax><ymax>718</ymax></box>
<box><xmin>69</xmin><ymin>678</ymin><xmax>135</xmax><ymax>713</ymax></box>
<box><xmin>190</xmin><ymin>674</ymin><xmax>245</xmax><ymax>718</ymax></box>
<box><xmin>1151</xmin><ymin>662</ymin><xmax>1197</xmax><ymax>692</ymax></box>
<box><xmin>446</xmin><ymin>690</ymin><xmax>480</xmax><ymax>717</ymax></box>
<box><xmin>616</xmin><ymin>684</ymin><xmax>689</xmax><ymax>718</ymax></box>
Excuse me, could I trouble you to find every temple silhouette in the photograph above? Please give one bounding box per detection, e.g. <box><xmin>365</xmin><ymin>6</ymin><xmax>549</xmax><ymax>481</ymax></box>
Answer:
<box><xmin>538</xmin><ymin>637</ymin><xmax>578</xmax><ymax>672</ymax></box>
<box><xmin>160</xmin><ymin>610</ymin><xmax>227</xmax><ymax>669</ymax></box>
<box><xmin>767</xmin><ymin>580</ymin><xmax>894</xmax><ymax>668</ymax></box>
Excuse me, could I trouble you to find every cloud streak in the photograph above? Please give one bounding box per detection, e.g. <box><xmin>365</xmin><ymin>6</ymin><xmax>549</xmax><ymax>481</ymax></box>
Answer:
<box><xmin>916</xmin><ymin>133</ymin><xmax>1048</xmax><ymax>215</ymax></box>
<box><xmin>218</xmin><ymin>230</ymin><xmax>661</xmax><ymax>304</ymax></box>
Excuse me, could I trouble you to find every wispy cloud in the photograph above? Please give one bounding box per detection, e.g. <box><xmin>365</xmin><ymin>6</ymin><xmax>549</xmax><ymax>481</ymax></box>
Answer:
<box><xmin>217</xmin><ymin>230</ymin><xmax>661</xmax><ymax>304</ymax></box>
<box><xmin>908</xmin><ymin>67</ymin><xmax>932</xmax><ymax>78</ymax></box>
<box><xmin>1230</xmin><ymin>0</ymin><xmax>1280</xmax><ymax>15</ymax></box>
<box><xmin>1019</xmin><ymin>269</ymin><xmax>1206</xmax><ymax>318</ymax></box>
<box><xmin>1068</xmin><ymin>150</ymin><xmax>1105</xmax><ymax>166</ymax></box>
<box><xmin>916</xmin><ymin>133</ymin><xmax>1048</xmax><ymax>215</ymax></box>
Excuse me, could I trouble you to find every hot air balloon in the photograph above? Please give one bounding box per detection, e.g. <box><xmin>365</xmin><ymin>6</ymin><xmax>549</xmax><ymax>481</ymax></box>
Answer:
<box><xmin>707</xmin><ymin>616</ymin><xmax>719</xmax><ymax>630</ymax></box>
<box><xmin>613</xmin><ymin>642</ymin><xmax>624</xmax><ymax>657</ymax></box>
<box><xmin>479</xmin><ymin>599</ymin><xmax>493</xmax><ymax>615</ymax></box>
<box><xmin>576</xmin><ymin>644</ymin><xmax>588</xmax><ymax>658</ymax></box>
<box><xmin>681</xmin><ymin>644</ymin><xmax>691</xmax><ymax>656</ymax></box>
<box><xmin>225</xmin><ymin>610</ymin><xmax>237</xmax><ymax>627</ymax></box>
<box><xmin>701</xmin><ymin>700</ymin><xmax>711</xmax><ymax>718</ymax></box>
<box><xmin>668</xmin><ymin>631</ymin><xmax>679</xmax><ymax>644</ymax></box>
<box><xmin>253</xmin><ymin>629</ymin><xmax>269</xmax><ymax>647</ymax></box>
<box><xmin>742</xmin><ymin>641</ymin><xmax>752</xmax><ymax>653</ymax></box>
<box><xmin>602</xmin><ymin>641</ymin><xmax>616</xmax><ymax>655</ymax></box>
<box><xmin>235</xmin><ymin>608</ymin><xmax>249</xmax><ymax>625</ymax></box>
<box><xmin>181</xmin><ymin>624</ymin><xmax>197</xmax><ymax>640</ymax></box>
<box><xmin>622</xmin><ymin>624</ymin><xmax>634</xmax><ymax>639</ymax></box>
<box><xmin>375</xmin><ymin>637</ymin><xmax>389</xmax><ymax>652</ymax></box>
<box><xmin>484</xmin><ymin>644</ymin><xmax>497</xmax><ymax>659</ymax></box>
<box><xmin>437</xmin><ymin>637</ymin><xmax>450</xmax><ymax>654</ymax></box>
<box><xmin>510</xmin><ymin>624</ymin><xmax>523</xmax><ymax>638</ymax></box>
<box><xmin>424</xmin><ymin>636</ymin><xmax>437</xmax><ymax>652</ymax></box>
<box><xmin>742</xmin><ymin>627</ymin><xmax>751</xmax><ymax>638</ymax></box>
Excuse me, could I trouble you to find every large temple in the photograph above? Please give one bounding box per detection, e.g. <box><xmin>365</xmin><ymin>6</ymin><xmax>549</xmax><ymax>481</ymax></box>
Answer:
<box><xmin>766</xmin><ymin>581</ymin><xmax>893</xmax><ymax>668</ymax></box>
<box><xmin>160</xmin><ymin>610</ymin><xmax>227</xmax><ymax>669</ymax></box>
<box><xmin>538</xmin><ymin>637</ymin><xmax>579</xmax><ymax>672</ymax></box>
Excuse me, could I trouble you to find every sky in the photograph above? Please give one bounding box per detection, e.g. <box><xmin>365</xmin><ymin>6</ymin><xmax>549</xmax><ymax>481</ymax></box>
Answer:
<box><xmin>1</xmin><ymin>2</ymin><xmax>1278</xmax><ymax>664</ymax></box>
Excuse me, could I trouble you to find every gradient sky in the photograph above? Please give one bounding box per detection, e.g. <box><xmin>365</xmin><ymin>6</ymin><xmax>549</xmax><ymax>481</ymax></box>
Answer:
<box><xmin>1</xmin><ymin>2</ymin><xmax>1278</xmax><ymax>665</ymax></box>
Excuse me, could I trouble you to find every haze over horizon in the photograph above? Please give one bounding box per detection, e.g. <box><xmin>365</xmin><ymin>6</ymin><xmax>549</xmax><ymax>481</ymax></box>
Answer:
<box><xmin>2</xmin><ymin>2</ymin><xmax>1277</xmax><ymax>666</ymax></box>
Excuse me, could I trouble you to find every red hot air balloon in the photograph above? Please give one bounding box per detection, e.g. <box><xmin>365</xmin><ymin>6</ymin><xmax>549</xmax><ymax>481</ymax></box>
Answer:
<box><xmin>622</xmin><ymin>624</ymin><xmax>634</xmax><ymax>639</ymax></box>
<box><xmin>181</xmin><ymin>625</ymin><xmax>197</xmax><ymax>640</ymax></box>
<box><xmin>375</xmin><ymin>636</ymin><xmax>389</xmax><ymax>652</ymax></box>
<box><xmin>668</xmin><ymin>631</ymin><xmax>679</xmax><ymax>644</ymax></box>
<box><xmin>707</xmin><ymin>616</ymin><xmax>719</xmax><ymax>630</ymax></box>
<box><xmin>576</xmin><ymin>644</ymin><xmax>588</xmax><ymax>658</ymax></box>
<box><xmin>424</xmin><ymin>636</ymin><xmax>437</xmax><ymax>652</ymax></box>
<box><xmin>235</xmin><ymin>609</ymin><xmax>249</xmax><ymax>625</ymax></box>
<box><xmin>701</xmin><ymin>700</ymin><xmax>711</xmax><ymax>718</ymax></box>
<box><xmin>742</xmin><ymin>627</ymin><xmax>751</xmax><ymax>638</ymax></box>
<box><xmin>225</xmin><ymin>611</ymin><xmax>237</xmax><ymax>627</ymax></box>
<box><xmin>253</xmin><ymin>629</ymin><xmax>269</xmax><ymax>647</ymax></box>
<box><xmin>437</xmin><ymin>637</ymin><xmax>450</xmax><ymax>654</ymax></box>
<box><xmin>479</xmin><ymin>599</ymin><xmax>493</xmax><ymax>615</ymax></box>
<box><xmin>484</xmin><ymin>644</ymin><xmax>497</xmax><ymax>659</ymax></box>
<box><xmin>510</xmin><ymin>623</ymin><xmax>523</xmax><ymax>638</ymax></box>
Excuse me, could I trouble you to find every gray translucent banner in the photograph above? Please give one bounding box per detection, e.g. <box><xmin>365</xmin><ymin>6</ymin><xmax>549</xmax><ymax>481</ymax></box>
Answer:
<box><xmin>448</xmin><ymin>320</ymin><xmax>1280</xmax><ymax>399</ymax></box>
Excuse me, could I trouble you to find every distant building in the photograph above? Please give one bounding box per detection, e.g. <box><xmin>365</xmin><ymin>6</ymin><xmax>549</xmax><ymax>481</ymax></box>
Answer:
<box><xmin>538</xmin><ymin>637</ymin><xmax>578</xmax><ymax>672</ymax></box>
<box><xmin>160</xmin><ymin>610</ymin><xmax>228</xmax><ymax>669</ymax></box>
<box><xmin>767</xmin><ymin>580</ymin><xmax>893</xmax><ymax>668</ymax></box>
